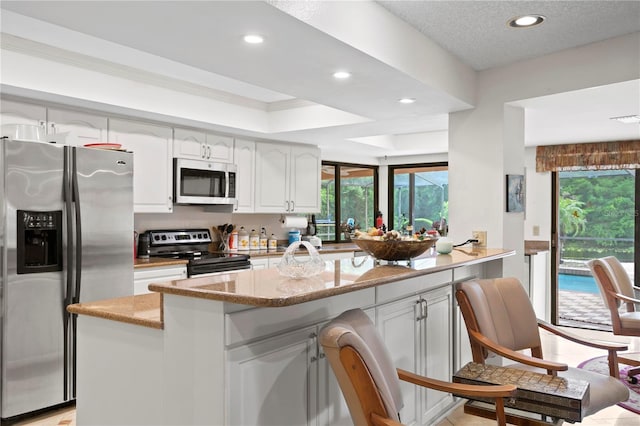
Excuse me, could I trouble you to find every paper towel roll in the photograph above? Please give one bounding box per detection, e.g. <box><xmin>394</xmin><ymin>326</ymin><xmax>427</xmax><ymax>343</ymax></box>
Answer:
<box><xmin>281</xmin><ymin>215</ymin><xmax>308</xmax><ymax>229</ymax></box>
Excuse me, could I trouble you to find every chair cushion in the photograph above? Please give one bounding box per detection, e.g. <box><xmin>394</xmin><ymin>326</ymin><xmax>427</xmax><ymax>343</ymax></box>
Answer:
<box><xmin>319</xmin><ymin>309</ymin><xmax>403</xmax><ymax>421</ymax></box>
<box><xmin>457</xmin><ymin>278</ymin><xmax>541</xmax><ymax>351</ymax></box>
<box><xmin>619</xmin><ymin>311</ymin><xmax>640</xmax><ymax>328</ymax></box>
<box><xmin>507</xmin><ymin>363</ymin><xmax>630</xmax><ymax>416</ymax></box>
<box><xmin>603</xmin><ymin>256</ymin><xmax>635</xmax><ymax>299</ymax></box>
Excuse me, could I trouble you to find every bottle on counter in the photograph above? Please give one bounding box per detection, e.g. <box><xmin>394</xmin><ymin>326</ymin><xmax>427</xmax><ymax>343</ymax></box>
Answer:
<box><xmin>268</xmin><ymin>233</ymin><xmax>278</xmax><ymax>251</ymax></box>
<box><xmin>288</xmin><ymin>229</ymin><xmax>301</xmax><ymax>245</ymax></box>
<box><xmin>238</xmin><ymin>226</ymin><xmax>249</xmax><ymax>251</ymax></box>
<box><xmin>259</xmin><ymin>228</ymin><xmax>268</xmax><ymax>250</ymax></box>
<box><xmin>249</xmin><ymin>229</ymin><xmax>260</xmax><ymax>251</ymax></box>
<box><xmin>228</xmin><ymin>228</ymin><xmax>238</xmax><ymax>252</ymax></box>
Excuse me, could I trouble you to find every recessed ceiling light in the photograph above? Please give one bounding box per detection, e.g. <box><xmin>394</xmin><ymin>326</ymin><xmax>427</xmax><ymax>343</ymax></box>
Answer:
<box><xmin>333</xmin><ymin>71</ymin><xmax>351</xmax><ymax>79</ymax></box>
<box><xmin>243</xmin><ymin>34</ymin><xmax>264</xmax><ymax>44</ymax></box>
<box><xmin>507</xmin><ymin>14</ymin><xmax>546</xmax><ymax>28</ymax></box>
<box><xmin>610</xmin><ymin>115</ymin><xmax>640</xmax><ymax>124</ymax></box>
<box><xmin>398</xmin><ymin>98</ymin><xmax>416</xmax><ymax>104</ymax></box>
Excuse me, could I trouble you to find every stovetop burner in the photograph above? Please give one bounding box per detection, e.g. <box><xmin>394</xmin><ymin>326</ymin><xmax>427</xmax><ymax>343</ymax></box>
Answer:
<box><xmin>145</xmin><ymin>228</ymin><xmax>251</xmax><ymax>276</ymax></box>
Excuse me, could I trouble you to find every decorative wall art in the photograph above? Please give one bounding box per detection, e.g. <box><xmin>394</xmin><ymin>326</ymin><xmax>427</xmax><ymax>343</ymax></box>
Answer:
<box><xmin>506</xmin><ymin>174</ymin><xmax>525</xmax><ymax>213</ymax></box>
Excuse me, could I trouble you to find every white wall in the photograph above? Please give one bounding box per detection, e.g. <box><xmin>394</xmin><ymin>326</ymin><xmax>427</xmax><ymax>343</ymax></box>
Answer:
<box><xmin>449</xmin><ymin>33</ymin><xmax>639</xmax><ymax>282</ymax></box>
<box><xmin>524</xmin><ymin>147</ymin><xmax>552</xmax><ymax>241</ymax></box>
<box><xmin>134</xmin><ymin>207</ymin><xmax>302</xmax><ymax>241</ymax></box>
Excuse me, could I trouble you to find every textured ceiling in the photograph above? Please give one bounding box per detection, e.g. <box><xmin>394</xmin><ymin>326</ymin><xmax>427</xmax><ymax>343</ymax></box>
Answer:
<box><xmin>377</xmin><ymin>1</ymin><xmax>640</xmax><ymax>70</ymax></box>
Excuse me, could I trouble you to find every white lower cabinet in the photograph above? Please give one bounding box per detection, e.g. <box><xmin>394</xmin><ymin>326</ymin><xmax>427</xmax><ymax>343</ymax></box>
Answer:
<box><xmin>227</xmin><ymin>326</ymin><xmax>317</xmax><ymax>426</ymax></box>
<box><xmin>376</xmin><ymin>285</ymin><xmax>453</xmax><ymax>425</ymax></box>
<box><xmin>249</xmin><ymin>257</ymin><xmax>269</xmax><ymax>270</ymax></box>
<box><xmin>226</xmin><ymin>317</ymin><xmax>361</xmax><ymax>426</ymax></box>
<box><xmin>133</xmin><ymin>265</ymin><xmax>187</xmax><ymax>295</ymax></box>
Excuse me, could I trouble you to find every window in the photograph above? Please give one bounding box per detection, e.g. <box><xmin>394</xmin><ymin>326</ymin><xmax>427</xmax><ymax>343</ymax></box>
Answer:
<box><xmin>388</xmin><ymin>163</ymin><xmax>448</xmax><ymax>234</ymax></box>
<box><xmin>319</xmin><ymin>162</ymin><xmax>378</xmax><ymax>242</ymax></box>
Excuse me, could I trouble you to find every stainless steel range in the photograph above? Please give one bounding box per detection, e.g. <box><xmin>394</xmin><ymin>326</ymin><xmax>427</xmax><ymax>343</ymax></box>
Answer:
<box><xmin>146</xmin><ymin>229</ymin><xmax>250</xmax><ymax>276</ymax></box>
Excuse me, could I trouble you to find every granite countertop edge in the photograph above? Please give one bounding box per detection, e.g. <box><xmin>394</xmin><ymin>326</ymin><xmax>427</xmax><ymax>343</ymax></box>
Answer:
<box><xmin>72</xmin><ymin>248</ymin><xmax>515</xmax><ymax>328</ymax></box>
<box><xmin>149</xmin><ymin>249</ymin><xmax>515</xmax><ymax>307</ymax></box>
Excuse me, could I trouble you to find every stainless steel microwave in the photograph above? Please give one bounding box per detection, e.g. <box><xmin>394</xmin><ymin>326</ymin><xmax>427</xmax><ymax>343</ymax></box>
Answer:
<box><xmin>174</xmin><ymin>158</ymin><xmax>236</xmax><ymax>205</ymax></box>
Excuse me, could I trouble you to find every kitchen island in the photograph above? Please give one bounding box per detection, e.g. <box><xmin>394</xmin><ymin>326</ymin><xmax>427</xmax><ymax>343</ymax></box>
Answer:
<box><xmin>68</xmin><ymin>248</ymin><xmax>514</xmax><ymax>426</ymax></box>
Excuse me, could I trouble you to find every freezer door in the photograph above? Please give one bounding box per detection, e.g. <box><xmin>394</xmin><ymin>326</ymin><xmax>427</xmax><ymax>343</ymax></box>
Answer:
<box><xmin>73</xmin><ymin>147</ymin><xmax>134</xmax><ymax>302</ymax></box>
<box><xmin>1</xmin><ymin>140</ymin><xmax>67</xmax><ymax>418</ymax></box>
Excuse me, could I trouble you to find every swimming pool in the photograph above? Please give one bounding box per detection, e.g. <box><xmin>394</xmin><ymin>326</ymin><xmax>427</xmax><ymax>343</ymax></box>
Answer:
<box><xmin>558</xmin><ymin>273</ymin><xmax>599</xmax><ymax>294</ymax></box>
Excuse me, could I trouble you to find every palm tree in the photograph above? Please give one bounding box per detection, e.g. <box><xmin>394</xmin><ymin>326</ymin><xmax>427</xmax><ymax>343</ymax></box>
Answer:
<box><xmin>558</xmin><ymin>195</ymin><xmax>587</xmax><ymax>263</ymax></box>
<box><xmin>559</xmin><ymin>196</ymin><xmax>587</xmax><ymax>237</ymax></box>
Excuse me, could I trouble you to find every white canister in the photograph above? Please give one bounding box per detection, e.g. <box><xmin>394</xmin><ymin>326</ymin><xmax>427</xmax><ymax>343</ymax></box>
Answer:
<box><xmin>435</xmin><ymin>237</ymin><xmax>453</xmax><ymax>254</ymax></box>
<box><xmin>268</xmin><ymin>234</ymin><xmax>278</xmax><ymax>251</ymax></box>
<box><xmin>249</xmin><ymin>229</ymin><xmax>260</xmax><ymax>251</ymax></box>
<box><xmin>259</xmin><ymin>228</ymin><xmax>268</xmax><ymax>250</ymax></box>
<box><xmin>238</xmin><ymin>227</ymin><xmax>249</xmax><ymax>251</ymax></box>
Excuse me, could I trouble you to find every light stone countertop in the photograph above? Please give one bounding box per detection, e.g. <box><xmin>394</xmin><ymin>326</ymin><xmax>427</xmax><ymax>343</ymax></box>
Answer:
<box><xmin>68</xmin><ymin>292</ymin><xmax>163</xmax><ymax>329</ymax></box>
<box><xmin>70</xmin><ymin>248</ymin><xmax>514</xmax><ymax>329</ymax></box>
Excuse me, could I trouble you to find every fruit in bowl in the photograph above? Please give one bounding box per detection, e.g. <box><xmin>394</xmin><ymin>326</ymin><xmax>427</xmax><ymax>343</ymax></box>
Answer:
<box><xmin>352</xmin><ymin>230</ymin><xmax>437</xmax><ymax>261</ymax></box>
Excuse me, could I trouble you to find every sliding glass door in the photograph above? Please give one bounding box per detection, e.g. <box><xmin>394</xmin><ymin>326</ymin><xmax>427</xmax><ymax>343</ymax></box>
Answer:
<box><xmin>554</xmin><ymin>169</ymin><xmax>637</xmax><ymax>329</ymax></box>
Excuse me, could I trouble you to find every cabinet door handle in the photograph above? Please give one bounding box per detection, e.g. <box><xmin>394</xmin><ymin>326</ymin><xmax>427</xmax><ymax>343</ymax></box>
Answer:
<box><xmin>207</xmin><ymin>146</ymin><xmax>212</xmax><ymax>159</ymax></box>
<box><xmin>291</xmin><ymin>200</ymin><xmax>295</xmax><ymax>211</ymax></box>
<box><xmin>415</xmin><ymin>300</ymin><xmax>422</xmax><ymax>322</ymax></box>
<box><xmin>421</xmin><ymin>299</ymin><xmax>428</xmax><ymax>320</ymax></box>
<box><xmin>201</xmin><ymin>144</ymin><xmax>206</xmax><ymax>159</ymax></box>
<box><xmin>285</xmin><ymin>200</ymin><xmax>290</xmax><ymax>211</ymax></box>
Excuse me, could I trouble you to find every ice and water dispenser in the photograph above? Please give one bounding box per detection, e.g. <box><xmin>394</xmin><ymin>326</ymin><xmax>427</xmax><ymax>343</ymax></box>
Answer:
<box><xmin>16</xmin><ymin>210</ymin><xmax>63</xmax><ymax>274</ymax></box>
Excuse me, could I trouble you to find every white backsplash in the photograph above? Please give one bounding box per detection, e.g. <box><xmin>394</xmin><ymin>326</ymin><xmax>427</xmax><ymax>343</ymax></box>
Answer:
<box><xmin>134</xmin><ymin>205</ymin><xmax>310</xmax><ymax>240</ymax></box>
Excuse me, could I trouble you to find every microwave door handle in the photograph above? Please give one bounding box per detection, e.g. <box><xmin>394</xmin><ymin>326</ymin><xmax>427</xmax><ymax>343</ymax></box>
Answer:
<box><xmin>225</xmin><ymin>172</ymin><xmax>229</xmax><ymax>200</ymax></box>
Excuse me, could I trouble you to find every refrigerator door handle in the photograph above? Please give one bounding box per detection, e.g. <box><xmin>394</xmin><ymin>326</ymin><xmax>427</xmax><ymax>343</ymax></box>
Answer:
<box><xmin>71</xmin><ymin>148</ymin><xmax>82</xmax><ymax>305</ymax></box>
<box><xmin>63</xmin><ymin>145</ymin><xmax>73</xmax><ymax>402</ymax></box>
<box><xmin>71</xmin><ymin>147</ymin><xmax>82</xmax><ymax>399</ymax></box>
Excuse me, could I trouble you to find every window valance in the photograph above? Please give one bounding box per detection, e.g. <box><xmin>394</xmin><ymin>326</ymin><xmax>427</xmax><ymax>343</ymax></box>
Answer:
<box><xmin>536</xmin><ymin>140</ymin><xmax>640</xmax><ymax>172</ymax></box>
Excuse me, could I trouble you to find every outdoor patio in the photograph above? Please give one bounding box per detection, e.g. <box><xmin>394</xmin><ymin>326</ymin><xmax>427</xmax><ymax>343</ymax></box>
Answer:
<box><xmin>558</xmin><ymin>260</ymin><xmax>635</xmax><ymax>331</ymax></box>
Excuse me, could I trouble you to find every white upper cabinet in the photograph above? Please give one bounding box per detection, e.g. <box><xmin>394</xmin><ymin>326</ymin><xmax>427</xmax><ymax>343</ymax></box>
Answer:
<box><xmin>233</xmin><ymin>139</ymin><xmax>255</xmax><ymax>213</ymax></box>
<box><xmin>290</xmin><ymin>145</ymin><xmax>321</xmax><ymax>213</ymax></box>
<box><xmin>173</xmin><ymin>128</ymin><xmax>205</xmax><ymax>159</ymax></box>
<box><xmin>174</xmin><ymin>128</ymin><xmax>233</xmax><ymax>163</ymax></box>
<box><xmin>206</xmin><ymin>133</ymin><xmax>234</xmax><ymax>163</ymax></box>
<box><xmin>0</xmin><ymin>99</ymin><xmax>46</xmax><ymax>128</ymax></box>
<box><xmin>254</xmin><ymin>143</ymin><xmax>320</xmax><ymax>213</ymax></box>
<box><xmin>108</xmin><ymin>118</ymin><xmax>174</xmax><ymax>213</ymax></box>
<box><xmin>46</xmin><ymin>108</ymin><xmax>108</xmax><ymax>146</ymax></box>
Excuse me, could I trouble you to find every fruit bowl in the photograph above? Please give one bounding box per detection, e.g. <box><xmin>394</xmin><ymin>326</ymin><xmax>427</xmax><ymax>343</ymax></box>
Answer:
<box><xmin>352</xmin><ymin>237</ymin><xmax>437</xmax><ymax>261</ymax></box>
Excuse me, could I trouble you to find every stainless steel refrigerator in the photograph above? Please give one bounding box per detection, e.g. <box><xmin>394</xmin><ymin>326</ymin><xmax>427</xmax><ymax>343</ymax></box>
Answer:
<box><xmin>0</xmin><ymin>139</ymin><xmax>134</xmax><ymax>420</ymax></box>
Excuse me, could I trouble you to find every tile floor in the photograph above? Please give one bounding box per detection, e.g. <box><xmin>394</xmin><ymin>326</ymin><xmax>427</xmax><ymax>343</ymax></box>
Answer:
<box><xmin>11</xmin><ymin>327</ymin><xmax>640</xmax><ymax>426</ymax></box>
<box><xmin>558</xmin><ymin>289</ymin><xmax>613</xmax><ymax>330</ymax></box>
